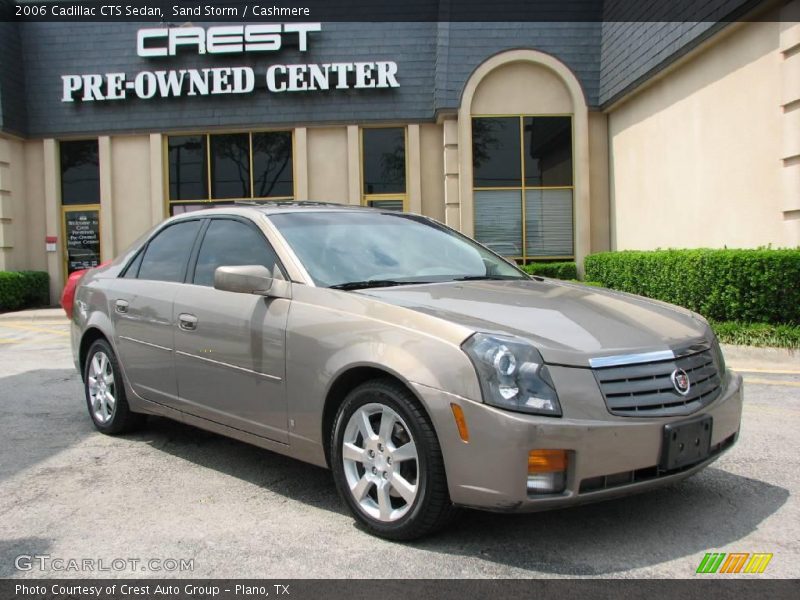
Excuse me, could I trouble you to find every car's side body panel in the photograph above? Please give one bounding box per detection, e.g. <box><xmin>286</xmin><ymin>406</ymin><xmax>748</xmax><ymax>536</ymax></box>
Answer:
<box><xmin>173</xmin><ymin>285</ymin><xmax>290</xmax><ymax>443</ymax></box>
<box><xmin>283</xmin><ymin>284</ymin><xmax>479</xmax><ymax>465</ymax></box>
<box><xmin>111</xmin><ymin>279</ymin><xmax>181</xmax><ymax>406</ymax></box>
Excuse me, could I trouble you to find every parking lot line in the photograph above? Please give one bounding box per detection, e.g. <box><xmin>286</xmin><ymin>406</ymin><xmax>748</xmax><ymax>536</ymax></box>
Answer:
<box><xmin>0</xmin><ymin>320</ymin><xmax>67</xmax><ymax>325</ymax></box>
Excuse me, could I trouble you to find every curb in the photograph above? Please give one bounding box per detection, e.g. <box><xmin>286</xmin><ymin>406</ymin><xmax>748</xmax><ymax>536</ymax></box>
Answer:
<box><xmin>0</xmin><ymin>307</ymin><xmax>66</xmax><ymax>322</ymax></box>
<box><xmin>721</xmin><ymin>344</ymin><xmax>799</xmax><ymax>373</ymax></box>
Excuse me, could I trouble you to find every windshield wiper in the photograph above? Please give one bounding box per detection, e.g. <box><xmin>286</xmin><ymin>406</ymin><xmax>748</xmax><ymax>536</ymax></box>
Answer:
<box><xmin>330</xmin><ymin>280</ymin><xmax>428</xmax><ymax>291</ymax></box>
<box><xmin>450</xmin><ymin>275</ymin><xmax>523</xmax><ymax>281</ymax></box>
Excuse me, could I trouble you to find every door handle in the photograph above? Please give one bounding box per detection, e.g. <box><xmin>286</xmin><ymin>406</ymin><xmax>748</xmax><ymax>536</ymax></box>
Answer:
<box><xmin>178</xmin><ymin>313</ymin><xmax>198</xmax><ymax>331</ymax></box>
<box><xmin>114</xmin><ymin>299</ymin><xmax>129</xmax><ymax>314</ymax></box>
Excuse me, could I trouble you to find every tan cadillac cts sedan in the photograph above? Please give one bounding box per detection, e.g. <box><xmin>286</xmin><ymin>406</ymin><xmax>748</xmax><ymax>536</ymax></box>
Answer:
<box><xmin>70</xmin><ymin>204</ymin><xmax>743</xmax><ymax>539</ymax></box>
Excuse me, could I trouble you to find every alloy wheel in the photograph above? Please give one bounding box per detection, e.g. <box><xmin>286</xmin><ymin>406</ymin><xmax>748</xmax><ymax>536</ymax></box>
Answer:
<box><xmin>341</xmin><ymin>403</ymin><xmax>419</xmax><ymax>522</ymax></box>
<box><xmin>87</xmin><ymin>351</ymin><xmax>116</xmax><ymax>424</ymax></box>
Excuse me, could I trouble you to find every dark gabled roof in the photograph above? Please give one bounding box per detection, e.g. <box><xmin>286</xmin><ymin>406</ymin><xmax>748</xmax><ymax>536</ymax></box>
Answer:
<box><xmin>0</xmin><ymin>1</ymin><xmax>760</xmax><ymax>137</ymax></box>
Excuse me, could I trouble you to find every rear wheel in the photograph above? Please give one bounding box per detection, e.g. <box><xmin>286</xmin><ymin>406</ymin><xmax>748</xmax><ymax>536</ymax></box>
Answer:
<box><xmin>84</xmin><ymin>339</ymin><xmax>145</xmax><ymax>434</ymax></box>
<box><xmin>331</xmin><ymin>379</ymin><xmax>458</xmax><ymax>540</ymax></box>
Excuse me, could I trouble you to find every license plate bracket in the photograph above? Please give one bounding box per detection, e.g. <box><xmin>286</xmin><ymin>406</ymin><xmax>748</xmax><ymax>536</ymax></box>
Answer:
<box><xmin>660</xmin><ymin>415</ymin><xmax>713</xmax><ymax>471</ymax></box>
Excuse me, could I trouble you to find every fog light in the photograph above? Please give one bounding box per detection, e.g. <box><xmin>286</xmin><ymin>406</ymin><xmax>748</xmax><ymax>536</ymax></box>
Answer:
<box><xmin>527</xmin><ymin>472</ymin><xmax>567</xmax><ymax>494</ymax></box>
<box><xmin>527</xmin><ymin>449</ymin><xmax>567</xmax><ymax>494</ymax></box>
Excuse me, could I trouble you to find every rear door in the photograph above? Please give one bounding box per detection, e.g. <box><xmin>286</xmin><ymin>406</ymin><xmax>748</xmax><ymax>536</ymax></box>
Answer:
<box><xmin>112</xmin><ymin>218</ymin><xmax>204</xmax><ymax>406</ymax></box>
<box><xmin>172</xmin><ymin>216</ymin><xmax>290</xmax><ymax>443</ymax></box>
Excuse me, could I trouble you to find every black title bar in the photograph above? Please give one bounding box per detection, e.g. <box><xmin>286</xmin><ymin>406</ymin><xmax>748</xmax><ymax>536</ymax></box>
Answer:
<box><xmin>0</xmin><ymin>0</ymin><xmax>782</xmax><ymax>23</ymax></box>
<box><xmin>3</xmin><ymin>579</ymin><xmax>800</xmax><ymax>600</ymax></box>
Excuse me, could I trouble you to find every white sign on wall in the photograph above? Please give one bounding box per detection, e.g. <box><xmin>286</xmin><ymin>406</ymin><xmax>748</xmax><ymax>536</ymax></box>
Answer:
<box><xmin>61</xmin><ymin>23</ymin><xmax>400</xmax><ymax>102</ymax></box>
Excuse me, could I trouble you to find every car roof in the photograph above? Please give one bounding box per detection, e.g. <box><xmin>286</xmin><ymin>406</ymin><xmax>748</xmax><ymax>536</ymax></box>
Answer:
<box><xmin>169</xmin><ymin>201</ymin><xmax>385</xmax><ymax>220</ymax></box>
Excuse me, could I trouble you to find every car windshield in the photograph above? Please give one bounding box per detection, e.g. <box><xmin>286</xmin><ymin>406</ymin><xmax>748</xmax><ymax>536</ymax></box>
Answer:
<box><xmin>268</xmin><ymin>210</ymin><xmax>527</xmax><ymax>288</ymax></box>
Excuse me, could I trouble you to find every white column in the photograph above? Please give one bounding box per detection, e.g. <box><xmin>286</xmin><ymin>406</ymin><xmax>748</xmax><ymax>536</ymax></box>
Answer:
<box><xmin>442</xmin><ymin>118</ymin><xmax>461</xmax><ymax>229</ymax></box>
<box><xmin>780</xmin><ymin>2</ymin><xmax>800</xmax><ymax>246</ymax></box>
<box><xmin>572</xmin><ymin>108</ymin><xmax>592</xmax><ymax>275</ymax></box>
<box><xmin>294</xmin><ymin>127</ymin><xmax>309</xmax><ymax>201</ymax></box>
<box><xmin>346</xmin><ymin>125</ymin><xmax>361</xmax><ymax>205</ymax></box>
<box><xmin>0</xmin><ymin>138</ymin><xmax>13</xmax><ymax>271</ymax></box>
<box><xmin>98</xmin><ymin>136</ymin><xmax>114</xmax><ymax>259</ymax></box>
<box><xmin>407</xmin><ymin>124</ymin><xmax>422</xmax><ymax>214</ymax></box>
<box><xmin>43</xmin><ymin>139</ymin><xmax>63</xmax><ymax>304</ymax></box>
<box><xmin>149</xmin><ymin>134</ymin><xmax>165</xmax><ymax>225</ymax></box>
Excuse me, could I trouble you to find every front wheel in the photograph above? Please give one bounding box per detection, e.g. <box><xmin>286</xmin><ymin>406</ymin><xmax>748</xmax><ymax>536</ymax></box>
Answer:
<box><xmin>84</xmin><ymin>339</ymin><xmax>145</xmax><ymax>434</ymax></box>
<box><xmin>330</xmin><ymin>379</ymin><xmax>458</xmax><ymax>540</ymax></box>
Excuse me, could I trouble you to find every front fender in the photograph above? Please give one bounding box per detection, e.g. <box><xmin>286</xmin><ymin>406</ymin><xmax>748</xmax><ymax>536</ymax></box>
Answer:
<box><xmin>285</xmin><ymin>286</ymin><xmax>481</xmax><ymax>454</ymax></box>
<box><xmin>322</xmin><ymin>339</ymin><xmax>478</xmax><ymax>400</ymax></box>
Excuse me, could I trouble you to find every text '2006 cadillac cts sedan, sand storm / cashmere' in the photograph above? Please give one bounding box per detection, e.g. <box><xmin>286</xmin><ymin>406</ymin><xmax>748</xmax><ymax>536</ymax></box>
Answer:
<box><xmin>69</xmin><ymin>204</ymin><xmax>743</xmax><ymax>540</ymax></box>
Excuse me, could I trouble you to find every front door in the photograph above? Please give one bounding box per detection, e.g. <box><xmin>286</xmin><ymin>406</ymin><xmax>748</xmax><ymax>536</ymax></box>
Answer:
<box><xmin>172</xmin><ymin>217</ymin><xmax>290</xmax><ymax>443</ymax></box>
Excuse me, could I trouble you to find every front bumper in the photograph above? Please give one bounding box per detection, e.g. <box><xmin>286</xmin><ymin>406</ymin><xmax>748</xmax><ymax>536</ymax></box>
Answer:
<box><xmin>412</xmin><ymin>370</ymin><xmax>743</xmax><ymax>512</ymax></box>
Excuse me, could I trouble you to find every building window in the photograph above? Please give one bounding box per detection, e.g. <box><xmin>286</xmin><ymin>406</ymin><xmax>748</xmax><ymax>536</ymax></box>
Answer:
<box><xmin>60</xmin><ymin>140</ymin><xmax>102</xmax><ymax>275</ymax></box>
<box><xmin>362</xmin><ymin>127</ymin><xmax>406</xmax><ymax>211</ymax></box>
<box><xmin>253</xmin><ymin>132</ymin><xmax>293</xmax><ymax>198</ymax></box>
<box><xmin>472</xmin><ymin>116</ymin><xmax>574</xmax><ymax>261</ymax></box>
<box><xmin>167</xmin><ymin>131</ymin><xmax>294</xmax><ymax>215</ymax></box>
<box><xmin>210</xmin><ymin>133</ymin><xmax>250</xmax><ymax>200</ymax></box>
<box><xmin>169</xmin><ymin>136</ymin><xmax>208</xmax><ymax>201</ymax></box>
<box><xmin>60</xmin><ymin>139</ymin><xmax>100</xmax><ymax>205</ymax></box>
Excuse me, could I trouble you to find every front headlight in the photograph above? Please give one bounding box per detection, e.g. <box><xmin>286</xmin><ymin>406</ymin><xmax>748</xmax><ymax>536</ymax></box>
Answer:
<box><xmin>462</xmin><ymin>333</ymin><xmax>562</xmax><ymax>417</ymax></box>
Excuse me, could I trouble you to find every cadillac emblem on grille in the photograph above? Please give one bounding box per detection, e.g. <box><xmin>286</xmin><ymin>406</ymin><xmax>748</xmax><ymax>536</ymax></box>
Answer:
<box><xmin>671</xmin><ymin>368</ymin><xmax>691</xmax><ymax>396</ymax></box>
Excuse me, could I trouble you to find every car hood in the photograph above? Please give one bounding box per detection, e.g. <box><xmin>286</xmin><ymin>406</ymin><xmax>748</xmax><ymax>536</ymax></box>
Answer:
<box><xmin>357</xmin><ymin>279</ymin><xmax>709</xmax><ymax>367</ymax></box>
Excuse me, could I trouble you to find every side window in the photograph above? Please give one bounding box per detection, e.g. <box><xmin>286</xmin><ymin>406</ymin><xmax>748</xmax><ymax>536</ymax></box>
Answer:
<box><xmin>122</xmin><ymin>251</ymin><xmax>144</xmax><ymax>279</ymax></box>
<box><xmin>193</xmin><ymin>219</ymin><xmax>279</xmax><ymax>287</ymax></box>
<box><xmin>138</xmin><ymin>220</ymin><xmax>203</xmax><ymax>283</ymax></box>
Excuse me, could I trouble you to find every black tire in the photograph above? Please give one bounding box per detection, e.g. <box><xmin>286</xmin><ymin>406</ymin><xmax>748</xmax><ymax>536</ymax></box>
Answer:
<box><xmin>83</xmin><ymin>339</ymin><xmax>145</xmax><ymax>435</ymax></box>
<box><xmin>330</xmin><ymin>379</ymin><xmax>459</xmax><ymax>540</ymax></box>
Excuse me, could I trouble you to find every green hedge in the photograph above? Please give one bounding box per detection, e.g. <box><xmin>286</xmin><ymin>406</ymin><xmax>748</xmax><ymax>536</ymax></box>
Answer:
<box><xmin>573</xmin><ymin>280</ymin><xmax>604</xmax><ymax>287</ymax></box>
<box><xmin>584</xmin><ymin>249</ymin><xmax>800</xmax><ymax>324</ymax></box>
<box><xmin>711</xmin><ymin>320</ymin><xmax>800</xmax><ymax>349</ymax></box>
<box><xmin>522</xmin><ymin>261</ymin><xmax>577</xmax><ymax>280</ymax></box>
<box><xmin>0</xmin><ymin>271</ymin><xmax>50</xmax><ymax>311</ymax></box>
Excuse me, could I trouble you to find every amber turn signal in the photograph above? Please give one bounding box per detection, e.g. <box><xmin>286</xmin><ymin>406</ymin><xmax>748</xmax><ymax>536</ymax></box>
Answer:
<box><xmin>450</xmin><ymin>403</ymin><xmax>470</xmax><ymax>442</ymax></box>
<box><xmin>528</xmin><ymin>449</ymin><xmax>568</xmax><ymax>473</ymax></box>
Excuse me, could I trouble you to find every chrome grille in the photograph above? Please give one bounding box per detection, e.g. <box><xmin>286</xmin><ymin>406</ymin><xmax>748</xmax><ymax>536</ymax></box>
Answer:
<box><xmin>593</xmin><ymin>346</ymin><xmax>722</xmax><ymax>417</ymax></box>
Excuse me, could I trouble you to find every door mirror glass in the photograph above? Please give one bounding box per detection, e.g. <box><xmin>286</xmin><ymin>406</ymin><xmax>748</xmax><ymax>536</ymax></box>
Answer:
<box><xmin>214</xmin><ymin>265</ymin><xmax>275</xmax><ymax>295</ymax></box>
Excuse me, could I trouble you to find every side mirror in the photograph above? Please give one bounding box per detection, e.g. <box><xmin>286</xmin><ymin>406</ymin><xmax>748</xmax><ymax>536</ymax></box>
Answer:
<box><xmin>213</xmin><ymin>265</ymin><xmax>291</xmax><ymax>299</ymax></box>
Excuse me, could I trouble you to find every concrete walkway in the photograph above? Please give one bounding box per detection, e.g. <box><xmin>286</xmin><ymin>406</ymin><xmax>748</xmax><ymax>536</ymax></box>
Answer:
<box><xmin>0</xmin><ymin>306</ymin><xmax>65</xmax><ymax>321</ymax></box>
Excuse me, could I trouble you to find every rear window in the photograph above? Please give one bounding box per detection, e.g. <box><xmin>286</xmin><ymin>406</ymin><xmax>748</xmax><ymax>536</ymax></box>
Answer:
<box><xmin>137</xmin><ymin>220</ymin><xmax>202</xmax><ymax>283</ymax></box>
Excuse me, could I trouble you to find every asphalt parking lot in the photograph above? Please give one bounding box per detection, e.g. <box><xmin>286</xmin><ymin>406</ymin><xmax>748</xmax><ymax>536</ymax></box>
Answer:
<box><xmin>0</xmin><ymin>316</ymin><xmax>798</xmax><ymax>578</ymax></box>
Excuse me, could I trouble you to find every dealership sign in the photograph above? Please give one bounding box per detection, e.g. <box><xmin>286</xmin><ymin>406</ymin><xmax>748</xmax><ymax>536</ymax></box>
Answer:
<box><xmin>61</xmin><ymin>24</ymin><xmax>400</xmax><ymax>102</ymax></box>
